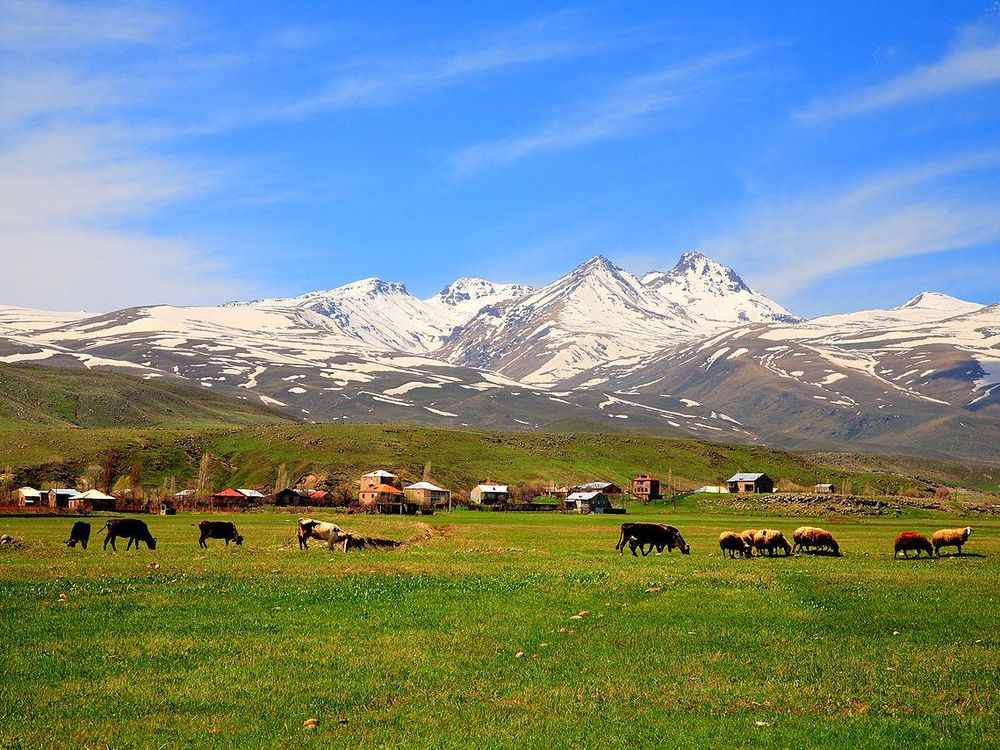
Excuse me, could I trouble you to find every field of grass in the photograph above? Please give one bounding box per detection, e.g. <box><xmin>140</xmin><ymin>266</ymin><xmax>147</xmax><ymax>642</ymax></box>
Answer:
<box><xmin>1</xmin><ymin>505</ymin><xmax>996</xmax><ymax>749</ymax></box>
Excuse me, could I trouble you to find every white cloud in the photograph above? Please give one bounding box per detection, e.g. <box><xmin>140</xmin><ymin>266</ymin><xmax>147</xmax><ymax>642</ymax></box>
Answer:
<box><xmin>796</xmin><ymin>37</ymin><xmax>1000</xmax><ymax>123</ymax></box>
<box><xmin>695</xmin><ymin>151</ymin><xmax>1000</xmax><ymax>293</ymax></box>
<box><xmin>451</xmin><ymin>48</ymin><xmax>756</xmax><ymax>174</ymax></box>
<box><xmin>0</xmin><ymin>1</ymin><xmax>242</xmax><ymax>311</ymax></box>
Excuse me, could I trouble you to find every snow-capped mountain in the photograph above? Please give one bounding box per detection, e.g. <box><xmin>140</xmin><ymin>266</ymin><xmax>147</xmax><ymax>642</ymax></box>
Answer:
<box><xmin>234</xmin><ymin>276</ymin><xmax>532</xmax><ymax>352</ymax></box>
<box><xmin>0</xmin><ymin>253</ymin><xmax>996</xmax><ymax>462</ymax></box>
<box><xmin>441</xmin><ymin>253</ymin><xmax>800</xmax><ymax>386</ymax></box>
<box><xmin>642</xmin><ymin>252</ymin><xmax>801</xmax><ymax>325</ymax></box>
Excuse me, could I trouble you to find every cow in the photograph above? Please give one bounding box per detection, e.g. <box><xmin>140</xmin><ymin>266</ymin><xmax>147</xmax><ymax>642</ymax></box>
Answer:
<box><xmin>297</xmin><ymin>517</ymin><xmax>346</xmax><ymax>550</ymax></box>
<box><xmin>197</xmin><ymin>520</ymin><xmax>243</xmax><ymax>548</ymax></box>
<box><xmin>98</xmin><ymin>519</ymin><xmax>157</xmax><ymax>551</ymax></box>
<box><xmin>65</xmin><ymin>521</ymin><xmax>91</xmax><ymax>549</ymax></box>
<box><xmin>616</xmin><ymin>523</ymin><xmax>690</xmax><ymax>557</ymax></box>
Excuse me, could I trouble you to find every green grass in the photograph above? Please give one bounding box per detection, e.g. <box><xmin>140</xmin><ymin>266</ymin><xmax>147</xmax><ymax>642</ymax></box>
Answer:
<box><xmin>0</xmin><ymin>507</ymin><xmax>996</xmax><ymax>748</ymax></box>
<box><xmin>0</xmin><ymin>363</ymin><xmax>289</xmax><ymax>429</ymax></box>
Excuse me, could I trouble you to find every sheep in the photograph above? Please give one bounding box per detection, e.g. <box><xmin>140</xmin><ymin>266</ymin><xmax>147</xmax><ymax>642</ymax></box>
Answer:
<box><xmin>931</xmin><ymin>527</ymin><xmax>973</xmax><ymax>557</ymax></box>
<box><xmin>718</xmin><ymin>531</ymin><xmax>752</xmax><ymax>558</ymax></box>
<box><xmin>893</xmin><ymin>532</ymin><xmax>933</xmax><ymax>559</ymax></box>
<box><xmin>754</xmin><ymin>529</ymin><xmax>791</xmax><ymax>557</ymax></box>
<box><xmin>793</xmin><ymin>526</ymin><xmax>840</xmax><ymax>555</ymax></box>
<box><xmin>739</xmin><ymin>528</ymin><xmax>764</xmax><ymax>556</ymax></box>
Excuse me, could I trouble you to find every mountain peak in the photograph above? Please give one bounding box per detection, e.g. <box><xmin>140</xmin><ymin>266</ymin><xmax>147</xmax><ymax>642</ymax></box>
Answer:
<box><xmin>893</xmin><ymin>291</ymin><xmax>980</xmax><ymax>313</ymax></box>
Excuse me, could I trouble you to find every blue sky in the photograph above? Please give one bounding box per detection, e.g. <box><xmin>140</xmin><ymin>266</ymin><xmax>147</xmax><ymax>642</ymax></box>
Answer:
<box><xmin>1</xmin><ymin>0</ymin><xmax>998</xmax><ymax>316</ymax></box>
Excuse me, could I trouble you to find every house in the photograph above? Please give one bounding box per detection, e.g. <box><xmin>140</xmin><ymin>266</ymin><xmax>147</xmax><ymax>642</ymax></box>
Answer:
<box><xmin>404</xmin><ymin>481</ymin><xmax>451</xmax><ymax>508</ymax></box>
<box><xmin>70</xmin><ymin>489</ymin><xmax>116</xmax><ymax>512</ymax></box>
<box><xmin>360</xmin><ymin>483</ymin><xmax>418</xmax><ymax>514</ymax></box>
<box><xmin>48</xmin><ymin>488</ymin><xmax>79</xmax><ymax>509</ymax></box>
<box><xmin>693</xmin><ymin>485</ymin><xmax>729</xmax><ymax>494</ymax></box>
<box><xmin>210</xmin><ymin>488</ymin><xmax>265</xmax><ymax>507</ymax></box>
<box><xmin>815</xmin><ymin>483</ymin><xmax>835</xmax><ymax>494</ymax></box>
<box><xmin>544</xmin><ymin>486</ymin><xmax>571</xmax><ymax>499</ymax></box>
<box><xmin>570</xmin><ymin>481</ymin><xmax>623</xmax><ymax>495</ymax></box>
<box><xmin>14</xmin><ymin>487</ymin><xmax>44</xmax><ymax>506</ymax></box>
<box><xmin>360</xmin><ymin>470</ymin><xmax>399</xmax><ymax>493</ymax></box>
<box><xmin>565</xmin><ymin>491</ymin><xmax>613</xmax><ymax>514</ymax></box>
<box><xmin>469</xmin><ymin>481</ymin><xmax>509</xmax><ymax>505</ymax></box>
<box><xmin>273</xmin><ymin>488</ymin><xmax>333</xmax><ymax>506</ymax></box>
<box><xmin>727</xmin><ymin>473</ymin><xmax>774</xmax><ymax>494</ymax></box>
<box><xmin>630</xmin><ymin>475</ymin><xmax>661</xmax><ymax>502</ymax></box>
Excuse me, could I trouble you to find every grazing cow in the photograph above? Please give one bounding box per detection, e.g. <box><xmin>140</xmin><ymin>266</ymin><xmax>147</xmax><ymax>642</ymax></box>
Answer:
<box><xmin>99</xmin><ymin>519</ymin><xmax>157</xmax><ymax>551</ymax></box>
<box><xmin>931</xmin><ymin>527</ymin><xmax>973</xmax><ymax>556</ymax></box>
<box><xmin>893</xmin><ymin>532</ymin><xmax>933</xmax><ymax>559</ymax></box>
<box><xmin>616</xmin><ymin>523</ymin><xmax>690</xmax><ymax>557</ymax></box>
<box><xmin>297</xmin><ymin>517</ymin><xmax>346</xmax><ymax>550</ymax></box>
<box><xmin>65</xmin><ymin>521</ymin><xmax>91</xmax><ymax>549</ymax></box>
<box><xmin>197</xmin><ymin>520</ymin><xmax>244</xmax><ymax>548</ymax></box>
<box><xmin>718</xmin><ymin>531</ymin><xmax>752</xmax><ymax>558</ymax></box>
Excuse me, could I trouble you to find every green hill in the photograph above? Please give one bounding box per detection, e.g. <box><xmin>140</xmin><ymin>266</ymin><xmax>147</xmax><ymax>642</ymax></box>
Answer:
<box><xmin>1</xmin><ymin>421</ymin><xmax>986</xmax><ymax>499</ymax></box>
<box><xmin>0</xmin><ymin>364</ymin><xmax>290</xmax><ymax>429</ymax></box>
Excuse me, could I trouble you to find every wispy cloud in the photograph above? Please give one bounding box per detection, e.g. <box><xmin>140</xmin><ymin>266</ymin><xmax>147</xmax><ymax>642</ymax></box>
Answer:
<box><xmin>695</xmin><ymin>151</ymin><xmax>1000</xmax><ymax>294</ymax></box>
<box><xmin>451</xmin><ymin>48</ymin><xmax>756</xmax><ymax>174</ymax></box>
<box><xmin>796</xmin><ymin>35</ymin><xmax>1000</xmax><ymax>123</ymax></box>
<box><xmin>280</xmin><ymin>10</ymin><xmax>617</xmax><ymax>117</ymax></box>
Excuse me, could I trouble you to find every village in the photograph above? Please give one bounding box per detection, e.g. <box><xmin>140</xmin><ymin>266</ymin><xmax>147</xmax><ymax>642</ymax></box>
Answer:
<box><xmin>6</xmin><ymin>470</ymin><xmax>803</xmax><ymax>515</ymax></box>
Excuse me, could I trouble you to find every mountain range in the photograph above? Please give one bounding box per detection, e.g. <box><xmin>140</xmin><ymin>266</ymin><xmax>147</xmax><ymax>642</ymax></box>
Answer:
<box><xmin>1</xmin><ymin>252</ymin><xmax>997</xmax><ymax>463</ymax></box>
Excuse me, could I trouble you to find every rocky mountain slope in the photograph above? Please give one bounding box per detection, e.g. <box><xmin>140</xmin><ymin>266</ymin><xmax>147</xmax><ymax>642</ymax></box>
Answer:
<box><xmin>0</xmin><ymin>252</ymin><xmax>996</xmax><ymax>462</ymax></box>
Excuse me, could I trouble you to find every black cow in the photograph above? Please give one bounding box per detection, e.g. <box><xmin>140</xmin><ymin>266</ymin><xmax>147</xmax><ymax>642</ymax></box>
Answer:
<box><xmin>99</xmin><ymin>519</ymin><xmax>157</xmax><ymax>551</ymax></box>
<box><xmin>616</xmin><ymin>522</ymin><xmax>691</xmax><ymax>557</ymax></box>
<box><xmin>65</xmin><ymin>521</ymin><xmax>91</xmax><ymax>549</ymax></box>
<box><xmin>198</xmin><ymin>520</ymin><xmax>244</xmax><ymax>548</ymax></box>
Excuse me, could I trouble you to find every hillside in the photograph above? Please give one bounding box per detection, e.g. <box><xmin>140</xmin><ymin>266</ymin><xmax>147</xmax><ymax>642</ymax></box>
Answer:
<box><xmin>0</xmin><ymin>364</ymin><xmax>289</xmax><ymax>429</ymax></box>
<box><xmin>3</xmin><ymin>421</ymin><xmax>995</xmax><ymax>500</ymax></box>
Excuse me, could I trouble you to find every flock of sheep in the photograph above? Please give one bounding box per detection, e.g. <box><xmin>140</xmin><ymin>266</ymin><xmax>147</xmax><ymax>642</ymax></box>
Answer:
<box><xmin>715</xmin><ymin>525</ymin><xmax>974</xmax><ymax>559</ymax></box>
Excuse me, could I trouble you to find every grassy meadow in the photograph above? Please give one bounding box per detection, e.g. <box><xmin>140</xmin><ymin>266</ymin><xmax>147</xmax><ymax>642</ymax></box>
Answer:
<box><xmin>0</xmin><ymin>505</ymin><xmax>996</xmax><ymax>749</ymax></box>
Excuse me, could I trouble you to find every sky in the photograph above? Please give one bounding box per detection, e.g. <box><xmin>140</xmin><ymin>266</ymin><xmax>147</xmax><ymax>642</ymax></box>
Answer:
<box><xmin>1</xmin><ymin>0</ymin><xmax>999</xmax><ymax>317</ymax></box>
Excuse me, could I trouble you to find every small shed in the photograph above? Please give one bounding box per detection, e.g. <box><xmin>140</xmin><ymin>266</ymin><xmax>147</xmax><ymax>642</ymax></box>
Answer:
<box><xmin>470</xmin><ymin>482</ymin><xmax>509</xmax><ymax>505</ymax></box>
<box><xmin>693</xmin><ymin>485</ymin><xmax>729</xmax><ymax>494</ymax></box>
<box><xmin>815</xmin><ymin>483</ymin><xmax>835</xmax><ymax>494</ymax></box>
<box><xmin>727</xmin><ymin>473</ymin><xmax>774</xmax><ymax>494</ymax></box>
<box><xmin>404</xmin><ymin>481</ymin><xmax>451</xmax><ymax>508</ymax></box>
<box><xmin>630</xmin><ymin>475</ymin><xmax>661</xmax><ymax>501</ymax></box>
<box><xmin>15</xmin><ymin>487</ymin><xmax>44</xmax><ymax>506</ymax></box>
<box><xmin>565</xmin><ymin>491</ymin><xmax>614</xmax><ymax>514</ymax></box>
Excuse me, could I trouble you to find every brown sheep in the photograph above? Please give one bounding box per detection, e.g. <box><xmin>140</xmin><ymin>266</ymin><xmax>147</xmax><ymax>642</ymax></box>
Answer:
<box><xmin>893</xmin><ymin>532</ymin><xmax>933</xmax><ymax>559</ymax></box>
<box><xmin>754</xmin><ymin>529</ymin><xmax>791</xmax><ymax>557</ymax></box>
<box><xmin>931</xmin><ymin>527</ymin><xmax>972</xmax><ymax>556</ymax></box>
<box><xmin>739</xmin><ymin>528</ymin><xmax>764</xmax><ymax>555</ymax></box>
<box><xmin>718</xmin><ymin>531</ymin><xmax>752</xmax><ymax>558</ymax></box>
<box><xmin>793</xmin><ymin>526</ymin><xmax>840</xmax><ymax>555</ymax></box>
